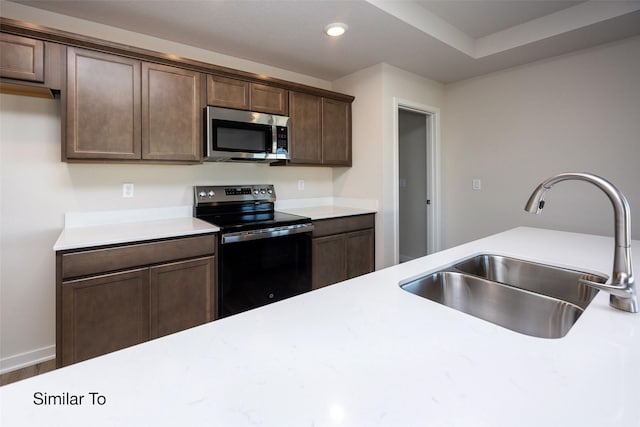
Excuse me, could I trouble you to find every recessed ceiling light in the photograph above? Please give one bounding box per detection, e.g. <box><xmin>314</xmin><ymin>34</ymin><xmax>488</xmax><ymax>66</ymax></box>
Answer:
<box><xmin>324</xmin><ymin>23</ymin><xmax>348</xmax><ymax>37</ymax></box>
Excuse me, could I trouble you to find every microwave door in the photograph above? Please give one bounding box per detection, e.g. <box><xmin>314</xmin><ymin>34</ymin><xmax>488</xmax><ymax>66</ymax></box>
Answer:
<box><xmin>213</xmin><ymin>120</ymin><xmax>271</xmax><ymax>153</ymax></box>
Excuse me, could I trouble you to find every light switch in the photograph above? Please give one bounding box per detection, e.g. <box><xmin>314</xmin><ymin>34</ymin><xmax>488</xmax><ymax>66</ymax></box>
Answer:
<box><xmin>472</xmin><ymin>179</ymin><xmax>481</xmax><ymax>190</ymax></box>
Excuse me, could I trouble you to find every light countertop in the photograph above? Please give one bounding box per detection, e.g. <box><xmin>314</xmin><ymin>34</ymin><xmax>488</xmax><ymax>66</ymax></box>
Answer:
<box><xmin>278</xmin><ymin>205</ymin><xmax>376</xmax><ymax>220</ymax></box>
<box><xmin>7</xmin><ymin>227</ymin><xmax>640</xmax><ymax>426</ymax></box>
<box><xmin>275</xmin><ymin>197</ymin><xmax>377</xmax><ymax>220</ymax></box>
<box><xmin>53</xmin><ymin>206</ymin><xmax>219</xmax><ymax>251</ymax></box>
<box><xmin>53</xmin><ymin>202</ymin><xmax>374</xmax><ymax>251</ymax></box>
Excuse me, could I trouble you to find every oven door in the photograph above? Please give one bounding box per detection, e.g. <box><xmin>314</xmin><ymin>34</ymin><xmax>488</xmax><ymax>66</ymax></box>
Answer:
<box><xmin>218</xmin><ymin>230</ymin><xmax>312</xmax><ymax>318</ymax></box>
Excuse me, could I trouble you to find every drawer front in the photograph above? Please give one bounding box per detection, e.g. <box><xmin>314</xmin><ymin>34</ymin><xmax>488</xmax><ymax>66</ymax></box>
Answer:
<box><xmin>61</xmin><ymin>234</ymin><xmax>216</xmax><ymax>279</ymax></box>
<box><xmin>312</xmin><ymin>214</ymin><xmax>374</xmax><ymax>238</ymax></box>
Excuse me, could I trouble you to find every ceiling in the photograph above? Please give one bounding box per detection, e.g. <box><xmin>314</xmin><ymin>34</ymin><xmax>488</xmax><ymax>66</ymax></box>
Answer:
<box><xmin>9</xmin><ymin>0</ymin><xmax>640</xmax><ymax>84</ymax></box>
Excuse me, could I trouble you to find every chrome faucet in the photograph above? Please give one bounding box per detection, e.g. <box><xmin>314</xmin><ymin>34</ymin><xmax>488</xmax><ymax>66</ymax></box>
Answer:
<box><xmin>525</xmin><ymin>172</ymin><xmax>638</xmax><ymax>313</ymax></box>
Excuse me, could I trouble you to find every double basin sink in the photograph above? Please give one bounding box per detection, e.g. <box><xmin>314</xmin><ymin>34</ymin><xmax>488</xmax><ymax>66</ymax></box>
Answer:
<box><xmin>400</xmin><ymin>254</ymin><xmax>608</xmax><ymax>338</ymax></box>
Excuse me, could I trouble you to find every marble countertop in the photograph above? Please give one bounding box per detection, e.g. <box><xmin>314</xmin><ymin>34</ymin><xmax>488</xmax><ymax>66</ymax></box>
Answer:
<box><xmin>8</xmin><ymin>227</ymin><xmax>639</xmax><ymax>426</ymax></box>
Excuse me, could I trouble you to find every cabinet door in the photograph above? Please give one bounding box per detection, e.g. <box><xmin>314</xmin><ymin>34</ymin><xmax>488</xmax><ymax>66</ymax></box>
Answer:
<box><xmin>206</xmin><ymin>75</ymin><xmax>249</xmax><ymax>110</ymax></box>
<box><xmin>61</xmin><ymin>269</ymin><xmax>149</xmax><ymax>366</ymax></box>
<box><xmin>288</xmin><ymin>91</ymin><xmax>322</xmax><ymax>164</ymax></box>
<box><xmin>0</xmin><ymin>33</ymin><xmax>44</xmax><ymax>82</ymax></box>
<box><xmin>65</xmin><ymin>47</ymin><xmax>141</xmax><ymax>160</ymax></box>
<box><xmin>312</xmin><ymin>234</ymin><xmax>347</xmax><ymax>289</ymax></box>
<box><xmin>142</xmin><ymin>62</ymin><xmax>203</xmax><ymax>161</ymax></box>
<box><xmin>322</xmin><ymin>98</ymin><xmax>352</xmax><ymax>166</ymax></box>
<box><xmin>149</xmin><ymin>257</ymin><xmax>216</xmax><ymax>338</ymax></box>
<box><xmin>250</xmin><ymin>83</ymin><xmax>288</xmax><ymax>115</ymax></box>
<box><xmin>346</xmin><ymin>229</ymin><xmax>375</xmax><ymax>279</ymax></box>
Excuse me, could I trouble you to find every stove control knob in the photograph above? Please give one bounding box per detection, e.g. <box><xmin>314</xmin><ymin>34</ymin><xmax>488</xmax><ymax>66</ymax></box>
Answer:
<box><xmin>267</xmin><ymin>188</ymin><xmax>273</xmax><ymax>194</ymax></box>
<box><xmin>253</xmin><ymin>189</ymin><xmax>259</xmax><ymax>195</ymax></box>
<box><xmin>260</xmin><ymin>189</ymin><xmax>266</xmax><ymax>195</ymax></box>
<box><xmin>207</xmin><ymin>191</ymin><xmax>215</xmax><ymax>198</ymax></box>
<box><xmin>198</xmin><ymin>191</ymin><xmax>206</xmax><ymax>198</ymax></box>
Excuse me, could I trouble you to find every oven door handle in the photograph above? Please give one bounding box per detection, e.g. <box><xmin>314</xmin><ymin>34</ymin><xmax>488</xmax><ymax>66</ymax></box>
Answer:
<box><xmin>221</xmin><ymin>223</ymin><xmax>314</xmax><ymax>244</ymax></box>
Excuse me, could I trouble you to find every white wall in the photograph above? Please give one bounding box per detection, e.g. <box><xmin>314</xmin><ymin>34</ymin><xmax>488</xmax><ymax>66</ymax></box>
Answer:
<box><xmin>334</xmin><ymin>64</ymin><xmax>444</xmax><ymax>268</ymax></box>
<box><xmin>0</xmin><ymin>2</ymin><xmax>334</xmax><ymax>373</ymax></box>
<box><xmin>443</xmin><ymin>35</ymin><xmax>640</xmax><ymax>248</ymax></box>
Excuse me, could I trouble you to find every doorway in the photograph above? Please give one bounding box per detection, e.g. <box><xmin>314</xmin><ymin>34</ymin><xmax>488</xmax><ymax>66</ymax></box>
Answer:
<box><xmin>395</xmin><ymin>101</ymin><xmax>440</xmax><ymax>263</ymax></box>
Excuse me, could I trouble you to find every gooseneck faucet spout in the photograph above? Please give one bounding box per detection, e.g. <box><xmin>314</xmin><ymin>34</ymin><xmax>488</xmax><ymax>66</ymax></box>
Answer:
<box><xmin>525</xmin><ymin>172</ymin><xmax>638</xmax><ymax>313</ymax></box>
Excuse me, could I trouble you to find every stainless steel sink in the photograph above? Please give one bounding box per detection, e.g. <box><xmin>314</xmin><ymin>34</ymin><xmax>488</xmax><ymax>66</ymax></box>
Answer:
<box><xmin>452</xmin><ymin>254</ymin><xmax>605</xmax><ymax>309</ymax></box>
<box><xmin>400</xmin><ymin>255</ymin><xmax>609</xmax><ymax>339</ymax></box>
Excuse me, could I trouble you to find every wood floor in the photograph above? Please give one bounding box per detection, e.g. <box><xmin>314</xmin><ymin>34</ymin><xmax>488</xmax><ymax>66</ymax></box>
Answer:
<box><xmin>0</xmin><ymin>359</ymin><xmax>56</xmax><ymax>386</ymax></box>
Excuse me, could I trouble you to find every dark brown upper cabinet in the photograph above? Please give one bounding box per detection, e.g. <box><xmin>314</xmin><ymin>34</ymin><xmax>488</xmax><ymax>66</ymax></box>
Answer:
<box><xmin>207</xmin><ymin>74</ymin><xmax>288</xmax><ymax>115</ymax></box>
<box><xmin>2</xmin><ymin>18</ymin><xmax>354</xmax><ymax>165</ymax></box>
<box><xmin>321</xmin><ymin>97</ymin><xmax>352</xmax><ymax>166</ymax></box>
<box><xmin>0</xmin><ymin>32</ymin><xmax>64</xmax><ymax>98</ymax></box>
<box><xmin>288</xmin><ymin>91</ymin><xmax>352</xmax><ymax>166</ymax></box>
<box><xmin>0</xmin><ymin>33</ymin><xmax>44</xmax><ymax>82</ymax></box>
<box><xmin>64</xmin><ymin>47</ymin><xmax>203</xmax><ymax>163</ymax></box>
<box><xmin>288</xmin><ymin>91</ymin><xmax>322</xmax><ymax>164</ymax></box>
<box><xmin>65</xmin><ymin>47</ymin><xmax>141</xmax><ymax>160</ymax></box>
<box><xmin>142</xmin><ymin>62</ymin><xmax>204</xmax><ymax>162</ymax></box>
<box><xmin>249</xmin><ymin>82</ymin><xmax>288</xmax><ymax>115</ymax></box>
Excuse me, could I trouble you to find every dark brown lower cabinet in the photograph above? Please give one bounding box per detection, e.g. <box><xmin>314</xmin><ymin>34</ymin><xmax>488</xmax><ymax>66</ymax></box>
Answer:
<box><xmin>312</xmin><ymin>234</ymin><xmax>346</xmax><ymax>288</ymax></box>
<box><xmin>311</xmin><ymin>214</ymin><xmax>375</xmax><ymax>289</ymax></box>
<box><xmin>149</xmin><ymin>257</ymin><xmax>215</xmax><ymax>339</ymax></box>
<box><xmin>57</xmin><ymin>235</ymin><xmax>216</xmax><ymax>367</ymax></box>
<box><xmin>61</xmin><ymin>269</ymin><xmax>150</xmax><ymax>366</ymax></box>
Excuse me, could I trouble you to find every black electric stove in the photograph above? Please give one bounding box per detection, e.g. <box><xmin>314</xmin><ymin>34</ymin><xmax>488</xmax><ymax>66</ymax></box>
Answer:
<box><xmin>194</xmin><ymin>185</ymin><xmax>313</xmax><ymax>317</ymax></box>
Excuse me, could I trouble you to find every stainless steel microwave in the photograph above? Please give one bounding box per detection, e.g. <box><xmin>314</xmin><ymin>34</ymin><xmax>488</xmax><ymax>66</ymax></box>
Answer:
<box><xmin>203</xmin><ymin>106</ymin><xmax>290</xmax><ymax>163</ymax></box>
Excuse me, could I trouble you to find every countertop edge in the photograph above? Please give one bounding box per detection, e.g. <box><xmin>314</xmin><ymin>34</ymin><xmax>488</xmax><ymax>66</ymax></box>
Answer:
<box><xmin>53</xmin><ymin>217</ymin><xmax>219</xmax><ymax>251</ymax></box>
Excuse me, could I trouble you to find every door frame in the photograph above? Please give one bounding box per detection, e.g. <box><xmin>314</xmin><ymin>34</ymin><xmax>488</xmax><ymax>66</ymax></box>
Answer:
<box><xmin>392</xmin><ymin>98</ymin><xmax>441</xmax><ymax>264</ymax></box>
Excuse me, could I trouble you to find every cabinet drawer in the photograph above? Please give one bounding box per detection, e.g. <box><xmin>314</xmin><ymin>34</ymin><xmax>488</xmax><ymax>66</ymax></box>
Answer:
<box><xmin>312</xmin><ymin>214</ymin><xmax>374</xmax><ymax>238</ymax></box>
<box><xmin>61</xmin><ymin>234</ymin><xmax>216</xmax><ymax>279</ymax></box>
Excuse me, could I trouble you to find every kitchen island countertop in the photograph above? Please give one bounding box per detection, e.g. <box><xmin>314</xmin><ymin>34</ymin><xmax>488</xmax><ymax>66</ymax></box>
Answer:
<box><xmin>5</xmin><ymin>226</ymin><xmax>640</xmax><ymax>426</ymax></box>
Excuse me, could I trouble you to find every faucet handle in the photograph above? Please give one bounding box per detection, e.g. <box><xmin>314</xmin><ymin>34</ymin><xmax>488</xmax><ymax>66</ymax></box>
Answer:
<box><xmin>578</xmin><ymin>278</ymin><xmax>638</xmax><ymax>313</ymax></box>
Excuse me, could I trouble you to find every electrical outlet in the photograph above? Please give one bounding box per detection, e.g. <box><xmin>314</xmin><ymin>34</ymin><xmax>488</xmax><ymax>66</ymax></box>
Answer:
<box><xmin>298</xmin><ymin>180</ymin><xmax>305</xmax><ymax>191</ymax></box>
<box><xmin>122</xmin><ymin>183</ymin><xmax>134</xmax><ymax>198</ymax></box>
<box><xmin>472</xmin><ymin>179</ymin><xmax>481</xmax><ymax>190</ymax></box>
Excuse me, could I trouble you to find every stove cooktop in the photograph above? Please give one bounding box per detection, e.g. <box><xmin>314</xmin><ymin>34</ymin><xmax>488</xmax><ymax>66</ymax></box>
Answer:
<box><xmin>193</xmin><ymin>184</ymin><xmax>311</xmax><ymax>232</ymax></box>
<box><xmin>197</xmin><ymin>210</ymin><xmax>311</xmax><ymax>232</ymax></box>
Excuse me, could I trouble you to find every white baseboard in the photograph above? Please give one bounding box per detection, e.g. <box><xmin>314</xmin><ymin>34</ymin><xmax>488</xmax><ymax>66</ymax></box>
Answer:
<box><xmin>0</xmin><ymin>345</ymin><xmax>55</xmax><ymax>375</ymax></box>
